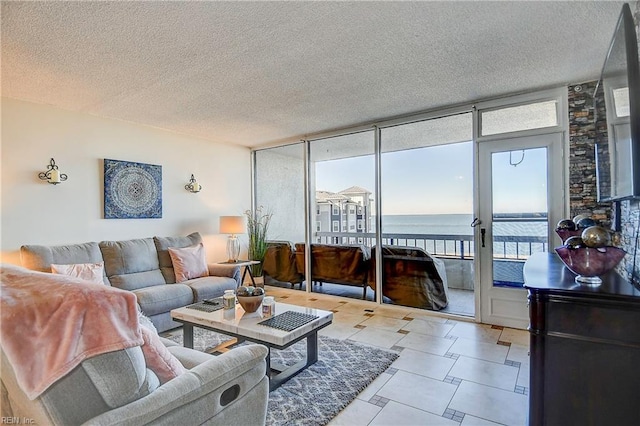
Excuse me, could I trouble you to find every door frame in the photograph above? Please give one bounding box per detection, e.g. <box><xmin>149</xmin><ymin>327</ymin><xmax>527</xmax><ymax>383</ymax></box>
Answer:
<box><xmin>472</xmin><ymin>88</ymin><xmax>569</xmax><ymax>328</ymax></box>
<box><xmin>476</xmin><ymin>132</ymin><xmax>564</xmax><ymax>328</ymax></box>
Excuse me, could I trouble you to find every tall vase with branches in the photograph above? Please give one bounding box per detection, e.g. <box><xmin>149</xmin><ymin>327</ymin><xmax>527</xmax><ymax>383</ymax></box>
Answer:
<box><xmin>245</xmin><ymin>206</ymin><xmax>272</xmax><ymax>277</ymax></box>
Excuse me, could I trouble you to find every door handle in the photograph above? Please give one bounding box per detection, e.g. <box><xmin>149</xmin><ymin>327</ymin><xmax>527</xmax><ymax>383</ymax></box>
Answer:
<box><xmin>480</xmin><ymin>228</ymin><xmax>486</xmax><ymax>248</ymax></box>
<box><xmin>470</xmin><ymin>217</ymin><xmax>482</xmax><ymax>227</ymax></box>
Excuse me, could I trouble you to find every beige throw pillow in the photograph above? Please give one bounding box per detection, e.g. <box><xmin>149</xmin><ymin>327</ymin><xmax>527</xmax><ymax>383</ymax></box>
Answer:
<box><xmin>51</xmin><ymin>262</ymin><xmax>105</xmax><ymax>285</ymax></box>
<box><xmin>168</xmin><ymin>243</ymin><xmax>209</xmax><ymax>283</ymax></box>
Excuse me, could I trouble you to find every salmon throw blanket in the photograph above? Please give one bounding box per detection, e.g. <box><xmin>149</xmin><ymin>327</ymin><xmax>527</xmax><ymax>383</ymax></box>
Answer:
<box><xmin>0</xmin><ymin>264</ymin><xmax>143</xmax><ymax>400</ymax></box>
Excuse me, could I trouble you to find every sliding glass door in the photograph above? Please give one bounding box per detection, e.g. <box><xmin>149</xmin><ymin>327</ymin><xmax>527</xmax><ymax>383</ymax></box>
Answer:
<box><xmin>252</xmin><ymin>88</ymin><xmax>567</xmax><ymax>326</ymax></box>
<box><xmin>379</xmin><ymin>113</ymin><xmax>475</xmax><ymax>315</ymax></box>
<box><xmin>309</xmin><ymin>131</ymin><xmax>375</xmax><ymax>300</ymax></box>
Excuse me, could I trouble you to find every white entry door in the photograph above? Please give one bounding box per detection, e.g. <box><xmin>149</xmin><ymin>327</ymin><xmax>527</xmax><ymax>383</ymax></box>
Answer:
<box><xmin>477</xmin><ymin>133</ymin><xmax>564</xmax><ymax>328</ymax></box>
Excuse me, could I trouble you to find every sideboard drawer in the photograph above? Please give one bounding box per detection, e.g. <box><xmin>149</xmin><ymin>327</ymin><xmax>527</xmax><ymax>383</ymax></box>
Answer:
<box><xmin>544</xmin><ymin>296</ymin><xmax>640</xmax><ymax>347</ymax></box>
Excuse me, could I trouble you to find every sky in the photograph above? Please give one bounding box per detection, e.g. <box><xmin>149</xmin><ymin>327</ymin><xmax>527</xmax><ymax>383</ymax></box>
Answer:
<box><xmin>315</xmin><ymin>142</ymin><xmax>548</xmax><ymax>215</ymax></box>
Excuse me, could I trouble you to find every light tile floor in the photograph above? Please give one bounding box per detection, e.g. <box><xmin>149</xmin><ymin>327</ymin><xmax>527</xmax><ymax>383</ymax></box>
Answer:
<box><xmin>264</xmin><ymin>285</ymin><xmax>529</xmax><ymax>426</ymax></box>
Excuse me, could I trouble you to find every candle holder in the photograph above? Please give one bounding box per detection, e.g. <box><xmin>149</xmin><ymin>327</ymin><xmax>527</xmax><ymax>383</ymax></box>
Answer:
<box><xmin>184</xmin><ymin>174</ymin><xmax>201</xmax><ymax>193</ymax></box>
<box><xmin>38</xmin><ymin>158</ymin><xmax>67</xmax><ymax>185</ymax></box>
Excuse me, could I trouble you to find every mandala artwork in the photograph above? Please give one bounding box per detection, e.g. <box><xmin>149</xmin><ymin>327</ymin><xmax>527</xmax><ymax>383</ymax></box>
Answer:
<box><xmin>104</xmin><ymin>159</ymin><xmax>162</xmax><ymax>219</ymax></box>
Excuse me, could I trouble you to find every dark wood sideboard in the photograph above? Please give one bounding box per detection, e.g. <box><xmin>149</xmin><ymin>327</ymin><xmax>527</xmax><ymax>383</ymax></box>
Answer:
<box><xmin>523</xmin><ymin>252</ymin><xmax>640</xmax><ymax>426</ymax></box>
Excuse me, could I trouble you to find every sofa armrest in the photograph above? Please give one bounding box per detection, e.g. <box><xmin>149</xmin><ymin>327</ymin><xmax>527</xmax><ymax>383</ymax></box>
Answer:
<box><xmin>208</xmin><ymin>264</ymin><xmax>241</xmax><ymax>284</ymax></box>
<box><xmin>158</xmin><ymin>336</ymin><xmax>180</xmax><ymax>347</ymax></box>
<box><xmin>83</xmin><ymin>345</ymin><xmax>269</xmax><ymax>426</ymax></box>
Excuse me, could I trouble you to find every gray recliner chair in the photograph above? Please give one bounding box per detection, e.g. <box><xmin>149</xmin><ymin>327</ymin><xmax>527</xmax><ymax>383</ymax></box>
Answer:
<box><xmin>1</xmin><ymin>336</ymin><xmax>269</xmax><ymax>426</ymax></box>
<box><xmin>0</xmin><ymin>264</ymin><xmax>269</xmax><ymax>426</ymax></box>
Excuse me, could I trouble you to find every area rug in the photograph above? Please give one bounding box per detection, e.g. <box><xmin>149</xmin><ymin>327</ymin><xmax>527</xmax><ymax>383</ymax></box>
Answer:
<box><xmin>165</xmin><ymin>328</ymin><xmax>399</xmax><ymax>426</ymax></box>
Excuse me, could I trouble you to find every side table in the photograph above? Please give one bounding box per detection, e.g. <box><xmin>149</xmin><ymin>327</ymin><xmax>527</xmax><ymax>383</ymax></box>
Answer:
<box><xmin>217</xmin><ymin>260</ymin><xmax>261</xmax><ymax>287</ymax></box>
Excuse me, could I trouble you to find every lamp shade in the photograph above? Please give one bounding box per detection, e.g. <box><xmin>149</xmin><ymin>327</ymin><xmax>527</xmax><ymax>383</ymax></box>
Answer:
<box><xmin>220</xmin><ymin>216</ymin><xmax>245</xmax><ymax>234</ymax></box>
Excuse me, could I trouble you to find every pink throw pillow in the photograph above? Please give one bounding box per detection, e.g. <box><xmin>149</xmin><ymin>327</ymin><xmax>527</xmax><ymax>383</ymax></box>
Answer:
<box><xmin>139</xmin><ymin>326</ymin><xmax>186</xmax><ymax>384</ymax></box>
<box><xmin>51</xmin><ymin>262</ymin><xmax>105</xmax><ymax>285</ymax></box>
<box><xmin>168</xmin><ymin>243</ymin><xmax>209</xmax><ymax>283</ymax></box>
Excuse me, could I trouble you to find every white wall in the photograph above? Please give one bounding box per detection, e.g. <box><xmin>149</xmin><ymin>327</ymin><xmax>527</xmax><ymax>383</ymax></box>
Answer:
<box><xmin>1</xmin><ymin>98</ymin><xmax>252</xmax><ymax>265</ymax></box>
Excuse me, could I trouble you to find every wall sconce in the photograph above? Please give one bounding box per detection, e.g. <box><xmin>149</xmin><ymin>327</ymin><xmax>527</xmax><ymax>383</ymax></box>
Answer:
<box><xmin>220</xmin><ymin>216</ymin><xmax>245</xmax><ymax>262</ymax></box>
<box><xmin>38</xmin><ymin>158</ymin><xmax>67</xmax><ymax>185</ymax></box>
<box><xmin>184</xmin><ymin>174</ymin><xmax>202</xmax><ymax>193</ymax></box>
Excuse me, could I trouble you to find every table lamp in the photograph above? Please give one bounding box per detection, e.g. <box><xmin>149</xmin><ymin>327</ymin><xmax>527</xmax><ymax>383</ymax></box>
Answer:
<box><xmin>220</xmin><ymin>216</ymin><xmax>245</xmax><ymax>262</ymax></box>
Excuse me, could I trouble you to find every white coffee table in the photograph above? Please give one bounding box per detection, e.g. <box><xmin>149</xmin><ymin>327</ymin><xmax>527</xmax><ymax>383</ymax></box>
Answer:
<box><xmin>171</xmin><ymin>301</ymin><xmax>333</xmax><ymax>390</ymax></box>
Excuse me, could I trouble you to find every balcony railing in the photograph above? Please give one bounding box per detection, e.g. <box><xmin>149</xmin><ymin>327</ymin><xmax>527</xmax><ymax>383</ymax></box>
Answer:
<box><xmin>314</xmin><ymin>231</ymin><xmax>547</xmax><ymax>260</ymax></box>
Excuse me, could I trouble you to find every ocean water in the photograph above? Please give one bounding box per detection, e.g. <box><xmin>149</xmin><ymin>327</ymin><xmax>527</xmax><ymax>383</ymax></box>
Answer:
<box><xmin>377</xmin><ymin>214</ymin><xmax>548</xmax><ymax>258</ymax></box>
<box><xmin>380</xmin><ymin>214</ymin><xmax>547</xmax><ymax>237</ymax></box>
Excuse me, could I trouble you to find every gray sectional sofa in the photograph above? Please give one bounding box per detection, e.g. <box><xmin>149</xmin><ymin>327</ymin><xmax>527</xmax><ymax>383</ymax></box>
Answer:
<box><xmin>20</xmin><ymin>232</ymin><xmax>240</xmax><ymax>332</ymax></box>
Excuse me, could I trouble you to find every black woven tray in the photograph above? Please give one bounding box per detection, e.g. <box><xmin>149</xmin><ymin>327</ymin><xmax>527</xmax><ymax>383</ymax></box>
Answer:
<box><xmin>185</xmin><ymin>298</ymin><xmax>225</xmax><ymax>313</ymax></box>
<box><xmin>258</xmin><ymin>311</ymin><xmax>319</xmax><ymax>332</ymax></box>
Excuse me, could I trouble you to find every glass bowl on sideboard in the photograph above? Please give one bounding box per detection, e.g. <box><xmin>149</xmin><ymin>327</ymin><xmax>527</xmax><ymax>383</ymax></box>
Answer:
<box><xmin>555</xmin><ymin>245</ymin><xmax>626</xmax><ymax>285</ymax></box>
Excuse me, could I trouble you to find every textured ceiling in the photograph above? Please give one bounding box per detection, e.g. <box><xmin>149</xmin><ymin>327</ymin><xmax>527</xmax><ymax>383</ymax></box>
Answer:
<box><xmin>1</xmin><ymin>1</ymin><xmax>628</xmax><ymax>148</ymax></box>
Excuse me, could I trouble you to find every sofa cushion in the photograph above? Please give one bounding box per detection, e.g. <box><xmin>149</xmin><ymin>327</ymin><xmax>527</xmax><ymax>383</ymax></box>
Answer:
<box><xmin>109</xmin><ymin>270</ymin><xmax>166</xmax><ymax>291</ymax></box>
<box><xmin>100</xmin><ymin>238</ymin><xmax>161</xmax><ymax>277</ymax></box>
<box><xmin>154</xmin><ymin>232</ymin><xmax>202</xmax><ymax>284</ymax></box>
<box><xmin>186</xmin><ymin>276</ymin><xmax>237</xmax><ymax>302</ymax></box>
<box><xmin>51</xmin><ymin>262</ymin><xmax>105</xmax><ymax>285</ymax></box>
<box><xmin>20</xmin><ymin>242</ymin><xmax>109</xmax><ymax>285</ymax></box>
<box><xmin>80</xmin><ymin>346</ymin><xmax>159</xmax><ymax>409</ymax></box>
<box><xmin>133</xmin><ymin>284</ymin><xmax>194</xmax><ymax>316</ymax></box>
<box><xmin>168</xmin><ymin>243</ymin><xmax>209</xmax><ymax>283</ymax></box>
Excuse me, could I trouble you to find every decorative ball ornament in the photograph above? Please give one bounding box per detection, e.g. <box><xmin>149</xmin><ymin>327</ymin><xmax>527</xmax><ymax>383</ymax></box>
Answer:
<box><xmin>565</xmin><ymin>236</ymin><xmax>585</xmax><ymax>249</ymax></box>
<box><xmin>573</xmin><ymin>213</ymin><xmax>591</xmax><ymax>224</ymax></box>
<box><xmin>556</xmin><ymin>219</ymin><xmax>577</xmax><ymax>231</ymax></box>
<box><xmin>611</xmin><ymin>232</ymin><xmax>622</xmax><ymax>246</ymax></box>
<box><xmin>575</xmin><ymin>217</ymin><xmax>597</xmax><ymax>230</ymax></box>
<box><xmin>581</xmin><ymin>226</ymin><xmax>612</xmax><ymax>248</ymax></box>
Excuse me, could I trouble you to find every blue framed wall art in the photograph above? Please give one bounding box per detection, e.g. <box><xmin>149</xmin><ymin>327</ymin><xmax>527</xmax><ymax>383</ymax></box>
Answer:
<box><xmin>104</xmin><ymin>159</ymin><xmax>162</xmax><ymax>219</ymax></box>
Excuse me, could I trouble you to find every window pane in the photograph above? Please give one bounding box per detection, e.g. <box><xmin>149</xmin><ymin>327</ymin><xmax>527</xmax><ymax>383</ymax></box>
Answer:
<box><xmin>380</xmin><ymin>113</ymin><xmax>474</xmax><ymax>315</ymax></box>
<box><xmin>255</xmin><ymin>143</ymin><xmax>305</xmax><ymax>244</ymax></box>
<box><xmin>311</xmin><ymin>130</ymin><xmax>375</xmax><ymax>301</ymax></box>
<box><xmin>481</xmin><ymin>101</ymin><xmax>558</xmax><ymax>136</ymax></box>
<box><xmin>491</xmin><ymin>147</ymin><xmax>549</xmax><ymax>289</ymax></box>
<box><xmin>382</xmin><ymin>113</ymin><xmax>472</xmax><ymax>152</ymax></box>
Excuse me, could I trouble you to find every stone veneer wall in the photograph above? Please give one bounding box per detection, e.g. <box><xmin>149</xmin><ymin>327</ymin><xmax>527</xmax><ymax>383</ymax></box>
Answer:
<box><xmin>567</xmin><ymin>81</ymin><xmax>611</xmax><ymax>225</ymax></box>
<box><xmin>567</xmin><ymin>1</ymin><xmax>640</xmax><ymax>284</ymax></box>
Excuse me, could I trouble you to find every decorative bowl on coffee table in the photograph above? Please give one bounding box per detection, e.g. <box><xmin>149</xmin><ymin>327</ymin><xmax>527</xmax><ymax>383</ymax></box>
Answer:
<box><xmin>236</xmin><ymin>286</ymin><xmax>265</xmax><ymax>313</ymax></box>
<box><xmin>237</xmin><ymin>294</ymin><xmax>264</xmax><ymax>313</ymax></box>
<box><xmin>555</xmin><ymin>245</ymin><xmax>626</xmax><ymax>285</ymax></box>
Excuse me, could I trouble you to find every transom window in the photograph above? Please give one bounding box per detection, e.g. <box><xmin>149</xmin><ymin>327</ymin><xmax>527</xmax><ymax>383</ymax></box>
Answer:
<box><xmin>480</xmin><ymin>100</ymin><xmax>558</xmax><ymax>136</ymax></box>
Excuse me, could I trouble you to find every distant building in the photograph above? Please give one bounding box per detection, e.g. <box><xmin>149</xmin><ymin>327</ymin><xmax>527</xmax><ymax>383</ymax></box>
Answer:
<box><xmin>315</xmin><ymin>186</ymin><xmax>372</xmax><ymax>242</ymax></box>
